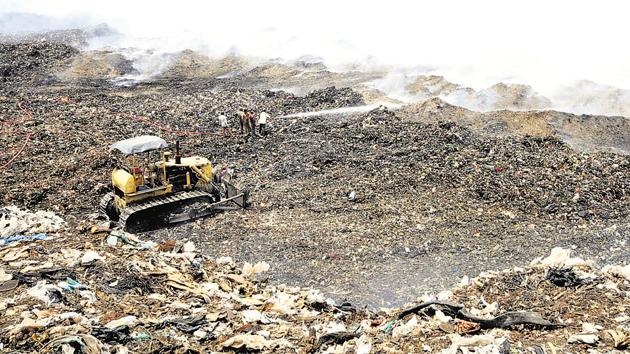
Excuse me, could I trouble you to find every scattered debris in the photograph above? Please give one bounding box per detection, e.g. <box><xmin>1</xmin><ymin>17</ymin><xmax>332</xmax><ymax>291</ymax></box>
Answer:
<box><xmin>446</xmin><ymin>334</ymin><xmax>509</xmax><ymax>354</ymax></box>
<box><xmin>0</xmin><ymin>229</ymin><xmax>627</xmax><ymax>353</ymax></box>
<box><xmin>0</xmin><ymin>206</ymin><xmax>65</xmax><ymax>239</ymax></box>
<box><xmin>606</xmin><ymin>329</ymin><xmax>630</xmax><ymax>349</ymax></box>
<box><xmin>398</xmin><ymin>300</ymin><xmax>561</xmax><ymax>329</ymax></box>
<box><xmin>545</xmin><ymin>267</ymin><xmax>588</xmax><ymax>287</ymax></box>
<box><xmin>568</xmin><ymin>333</ymin><xmax>599</xmax><ymax>345</ymax></box>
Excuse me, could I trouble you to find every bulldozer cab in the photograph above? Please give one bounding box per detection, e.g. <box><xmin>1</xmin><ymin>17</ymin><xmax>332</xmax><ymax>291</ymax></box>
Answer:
<box><xmin>109</xmin><ymin>136</ymin><xmax>175</xmax><ymax>204</ymax></box>
<box><xmin>108</xmin><ymin>136</ymin><xmax>216</xmax><ymax>204</ymax></box>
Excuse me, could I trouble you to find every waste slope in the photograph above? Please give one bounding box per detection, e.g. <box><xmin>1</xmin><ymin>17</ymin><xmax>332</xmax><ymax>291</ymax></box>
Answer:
<box><xmin>0</xmin><ymin>210</ymin><xmax>628</xmax><ymax>353</ymax></box>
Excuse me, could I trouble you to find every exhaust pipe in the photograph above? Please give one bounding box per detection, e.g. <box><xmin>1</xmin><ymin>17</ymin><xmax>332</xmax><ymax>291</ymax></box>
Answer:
<box><xmin>175</xmin><ymin>141</ymin><xmax>182</xmax><ymax>164</ymax></box>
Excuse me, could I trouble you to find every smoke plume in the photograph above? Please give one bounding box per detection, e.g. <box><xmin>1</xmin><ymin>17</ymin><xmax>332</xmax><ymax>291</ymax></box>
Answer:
<box><xmin>2</xmin><ymin>0</ymin><xmax>630</xmax><ymax>116</ymax></box>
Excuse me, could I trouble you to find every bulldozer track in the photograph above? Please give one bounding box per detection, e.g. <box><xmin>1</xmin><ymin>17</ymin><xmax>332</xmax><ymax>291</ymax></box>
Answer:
<box><xmin>119</xmin><ymin>190</ymin><xmax>214</xmax><ymax>233</ymax></box>
<box><xmin>99</xmin><ymin>192</ymin><xmax>116</xmax><ymax>219</ymax></box>
<box><xmin>99</xmin><ymin>193</ymin><xmax>114</xmax><ymax>213</ymax></box>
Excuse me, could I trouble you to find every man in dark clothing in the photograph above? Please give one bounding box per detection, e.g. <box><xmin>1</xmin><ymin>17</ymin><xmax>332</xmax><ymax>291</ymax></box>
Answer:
<box><xmin>237</xmin><ymin>108</ymin><xmax>247</xmax><ymax>134</ymax></box>
<box><xmin>248</xmin><ymin>111</ymin><xmax>257</xmax><ymax>138</ymax></box>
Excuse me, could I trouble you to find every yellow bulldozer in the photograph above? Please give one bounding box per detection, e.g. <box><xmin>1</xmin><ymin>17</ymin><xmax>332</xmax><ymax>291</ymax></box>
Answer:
<box><xmin>100</xmin><ymin>135</ymin><xmax>249</xmax><ymax>232</ymax></box>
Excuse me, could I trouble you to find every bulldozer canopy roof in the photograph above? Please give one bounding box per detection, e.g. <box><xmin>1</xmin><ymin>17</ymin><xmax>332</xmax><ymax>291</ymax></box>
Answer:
<box><xmin>109</xmin><ymin>135</ymin><xmax>168</xmax><ymax>155</ymax></box>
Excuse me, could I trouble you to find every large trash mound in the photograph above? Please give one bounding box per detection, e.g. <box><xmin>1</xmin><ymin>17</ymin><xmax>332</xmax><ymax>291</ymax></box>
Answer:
<box><xmin>1</xmin><ymin>95</ymin><xmax>629</xmax><ymax>306</ymax></box>
<box><xmin>0</xmin><ymin>42</ymin><xmax>78</xmax><ymax>87</ymax></box>
<box><xmin>0</xmin><ymin>86</ymin><xmax>363</xmax><ymax>214</ymax></box>
<box><xmin>0</xmin><ymin>23</ymin><xmax>117</xmax><ymax>48</ymax></box>
<box><xmin>161</xmin><ymin>50</ymin><xmax>249</xmax><ymax>79</ymax></box>
<box><xmin>0</xmin><ymin>210</ymin><xmax>628</xmax><ymax>353</ymax></box>
<box><xmin>1</xmin><ymin>97</ymin><xmax>627</xmax><ymax>220</ymax></box>
<box><xmin>400</xmin><ymin>97</ymin><xmax>630</xmax><ymax>154</ymax></box>
<box><xmin>1</xmin><ymin>38</ymin><xmax>629</xmax><ymax>155</ymax></box>
<box><xmin>200</xmin><ymin>107</ymin><xmax>630</xmax><ymax>222</ymax></box>
<box><xmin>405</xmin><ymin>76</ymin><xmax>553</xmax><ymax>111</ymax></box>
<box><xmin>57</xmin><ymin>50</ymin><xmax>137</xmax><ymax>82</ymax></box>
<box><xmin>1</xmin><ymin>37</ymin><xmax>629</xmax><ymax>310</ymax></box>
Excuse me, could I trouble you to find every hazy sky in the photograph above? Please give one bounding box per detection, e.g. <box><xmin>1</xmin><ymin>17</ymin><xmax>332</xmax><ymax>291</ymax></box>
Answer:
<box><xmin>3</xmin><ymin>0</ymin><xmax>630</xmax><ymax>93</ymax></box>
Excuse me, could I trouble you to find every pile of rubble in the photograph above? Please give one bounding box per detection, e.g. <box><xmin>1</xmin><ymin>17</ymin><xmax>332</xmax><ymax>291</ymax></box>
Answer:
<box><xmin>300</xmin><ymin>86</ymin><xmax>364</xmax><ymax>109</ymax></box>
<box><xmin>0</xmin><ymin>207</ymin><xmax>628</xmax><ymax>353</ymax></box>
<box><xmin>404</xmin><ymin>75</ymin><xmax>553</xmax><ymax>111</ymax></box>
<box><xmin>0</xmin><ymin>42</ymin><xmax>78</xmax><ymax>88</ymax></box>
<box><xmin>400</xmin><ymin>97</ymin><xmax>630</xmax><ymax>154</ymax></box>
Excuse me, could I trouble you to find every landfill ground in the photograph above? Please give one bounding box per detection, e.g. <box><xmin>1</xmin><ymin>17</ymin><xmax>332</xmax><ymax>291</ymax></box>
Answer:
<box><xmin>1</xmin><ymin>208</ymin><xmax>630</xmax><ymax>353</ymax></box>
<box><xmin>1</xmin><ymin>39</ymin><xmax>630</xmax><ymax>311</ymax></box>
<box><xmin>1</xmin><ymin>34</ymin><xmax>630</xmax><ymax>353</ymax></box>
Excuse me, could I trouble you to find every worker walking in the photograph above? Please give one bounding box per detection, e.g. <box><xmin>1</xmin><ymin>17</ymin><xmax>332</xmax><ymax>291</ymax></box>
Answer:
<box><xmin>258</xmin><ymin>111</ymin><xmax>270</xmax><ymax>137</ymax></box>
<box><xmin>218</xmin><ymin>112</ymin><xmax>230</xmax><ymax>136</ymax></box>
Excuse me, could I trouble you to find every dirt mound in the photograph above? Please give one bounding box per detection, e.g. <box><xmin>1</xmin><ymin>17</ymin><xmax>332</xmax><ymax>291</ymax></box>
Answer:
<box><xmin>353</xmin><ymin>84</ymin><xmax>402</xmax><ymax>104</ymax></box>
<box><xmin>402</xmin><ymin>97</ymin><xmax>472</xmax><ymax>121</ymax></box>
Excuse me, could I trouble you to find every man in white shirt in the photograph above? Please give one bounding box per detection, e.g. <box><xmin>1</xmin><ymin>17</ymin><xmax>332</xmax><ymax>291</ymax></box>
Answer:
<box><xmin>218</xmin><ymin>113</ymin><xmax>230</xmax><ymax>136</ymax></box>
<box><xmin>258</xmin><ymin>111</ymin><xmax>270</xmax><ymax>136</ymax></box>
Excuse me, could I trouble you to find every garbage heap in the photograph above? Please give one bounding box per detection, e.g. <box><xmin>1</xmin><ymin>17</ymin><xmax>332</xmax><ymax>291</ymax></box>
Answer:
<box><xmin>0</xmin><ymin>42</ymin><xmax>78</xmax><ymax>87</ymax></box>
<box><xmin>0</xmin><ymin>207</ymin><xmax>629</xmax><ymax>353</ymax></box>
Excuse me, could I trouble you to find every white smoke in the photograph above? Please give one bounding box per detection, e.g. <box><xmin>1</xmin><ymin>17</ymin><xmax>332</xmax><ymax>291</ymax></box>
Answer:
<box><xmin>551</xmin><ymin>81</ymin><xmax>630</xmax><ymax>117</ymax></box>
<box><xmin>281</xmin><ymin>103</ymin><xmax>400</xmax><ymax>118</ymax></box>
<box><xmin>2</xmin><ymin>0</ymin><xmax>630</xmax><ymax>116</ymax></box>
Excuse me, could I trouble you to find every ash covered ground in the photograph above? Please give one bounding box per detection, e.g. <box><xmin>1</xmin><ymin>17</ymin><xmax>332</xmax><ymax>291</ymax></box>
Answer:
<box><xmin>1</xmin><ymin>38</ymin><xmax>629</xmax><ymax>309</ymax></box>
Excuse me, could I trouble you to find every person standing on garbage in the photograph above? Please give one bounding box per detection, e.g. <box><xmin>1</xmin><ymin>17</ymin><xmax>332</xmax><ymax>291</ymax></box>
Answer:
<box><xmin>236</xmin><ymin>108</ymin><xmax>247</xmax><ymax>134</ymax></box>
<box><xmin>258</xmin><ymin>111</ymin><xmax>270</xmax><ymax>137</ymax></box>
<box><xmin>248</xmin><ymin>110</ymin><xmax>257</xmax><ymax>138</ymax></box>
<box><xmin>218</xmin><ymin>112</ymin><xmax>230</xmax><ymax>137</ymax></box>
